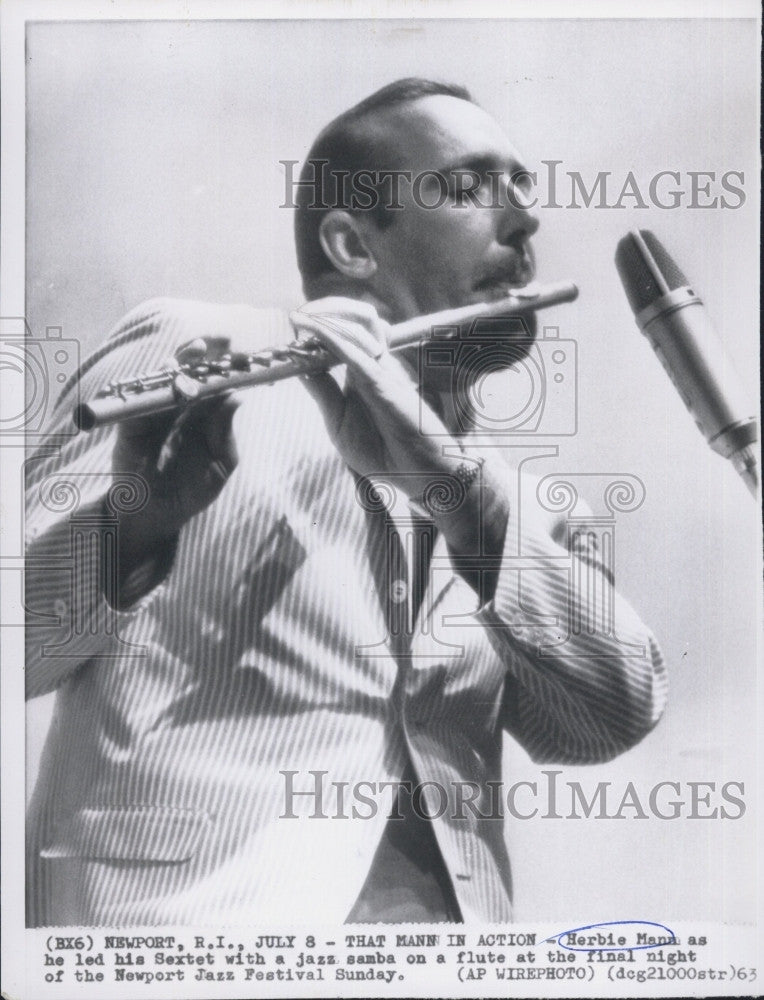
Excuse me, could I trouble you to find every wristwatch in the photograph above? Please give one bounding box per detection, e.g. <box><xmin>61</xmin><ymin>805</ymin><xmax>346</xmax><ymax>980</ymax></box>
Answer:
<box><xmin>408</xmin><ymin>455</ymin><xmax>485</xmax><ymax>518</ymax></box>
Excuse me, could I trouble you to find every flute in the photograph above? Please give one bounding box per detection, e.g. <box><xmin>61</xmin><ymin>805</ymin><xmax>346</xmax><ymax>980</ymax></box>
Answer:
<box><xmin>74</xmin><ymin>281</ymin><xmax>578</xmax><ymax>431</ymax></box>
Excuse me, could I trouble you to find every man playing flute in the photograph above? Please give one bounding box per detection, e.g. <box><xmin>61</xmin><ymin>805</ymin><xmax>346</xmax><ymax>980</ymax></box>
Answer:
<box><xmin>25</xmin><ymin>79</ymin><xmax>666</xmax><ymax>925</ymax></box>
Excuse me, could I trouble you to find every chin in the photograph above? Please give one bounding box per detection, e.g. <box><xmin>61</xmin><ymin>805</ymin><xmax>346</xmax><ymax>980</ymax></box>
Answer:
<box><xmin>415</xmin><ymin>307</ymin><xmax>541</xmax><ymax>403</ymax></box>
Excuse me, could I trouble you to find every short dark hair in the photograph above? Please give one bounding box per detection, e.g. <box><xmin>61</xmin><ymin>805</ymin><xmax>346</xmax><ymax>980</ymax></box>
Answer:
<box><xmin>294</xmin><ymin>78</ymin><xmax>475</xmax><ymax>294</ymax></box>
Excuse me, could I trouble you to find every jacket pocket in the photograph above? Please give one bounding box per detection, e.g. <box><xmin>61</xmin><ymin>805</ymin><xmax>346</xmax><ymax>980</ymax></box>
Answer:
<box><xmin>39</xmin><ymin>806</ymin><xmax>213</xmax><ymax>862</ymax></box>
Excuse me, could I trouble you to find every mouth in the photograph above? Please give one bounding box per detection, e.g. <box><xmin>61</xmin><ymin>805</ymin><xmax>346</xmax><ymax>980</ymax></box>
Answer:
<box><xmin>473</xmin><ymin>251</ymin><xmax>536</xmax><ymax>301</ymax></box>
<box><xmin>473</xmin><ymin>279</ymin><xmax>538</xmax><ymax>303</ymax></box>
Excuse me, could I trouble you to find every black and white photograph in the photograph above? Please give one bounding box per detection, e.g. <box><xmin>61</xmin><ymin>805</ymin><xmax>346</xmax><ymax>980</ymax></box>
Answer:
<box><xmin>1</xmin><ymin>1</ymin><xmax>761</xmax><ymax>997</ymax></box>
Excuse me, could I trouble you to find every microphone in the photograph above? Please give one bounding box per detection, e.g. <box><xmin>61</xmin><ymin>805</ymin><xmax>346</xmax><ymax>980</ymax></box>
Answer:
<box><xmin>615</xmin><ymin>229</ymin><xmax>758</xmax><ymax>497</ymax></box>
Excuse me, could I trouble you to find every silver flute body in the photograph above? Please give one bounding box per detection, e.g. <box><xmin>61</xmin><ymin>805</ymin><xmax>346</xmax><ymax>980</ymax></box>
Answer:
<box><xmin>74</xmin><ymin>281</ymin><xmax>578</xmax><ymax>431</ymax></box>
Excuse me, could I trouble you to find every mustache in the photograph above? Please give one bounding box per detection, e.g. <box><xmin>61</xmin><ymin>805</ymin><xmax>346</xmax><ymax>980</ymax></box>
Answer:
<box><xmin>474</xmin><ymin>250</ymin><xmax>535</xmax><ymax>290</ymax></box>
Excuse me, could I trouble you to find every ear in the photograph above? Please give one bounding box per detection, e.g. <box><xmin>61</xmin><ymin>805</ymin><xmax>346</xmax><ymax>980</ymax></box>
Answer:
<box><xmin>318</xmin><ymin>210</ymin><xmax>377</xmax><ymax>281</ymax></box>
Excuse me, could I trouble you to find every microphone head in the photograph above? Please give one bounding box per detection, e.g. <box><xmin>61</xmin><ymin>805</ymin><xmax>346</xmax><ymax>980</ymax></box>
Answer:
<box><xmin>615</xmin><ymin>229</ymin><xmax>690</xmax><ymax>314</ymax></box>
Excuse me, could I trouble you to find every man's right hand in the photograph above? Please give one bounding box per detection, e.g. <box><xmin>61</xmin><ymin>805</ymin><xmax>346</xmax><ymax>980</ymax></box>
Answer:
<box><xmin>109</xmin><ymin>339</ymin><xmax>240</xmax><ymax>608</ymax></box>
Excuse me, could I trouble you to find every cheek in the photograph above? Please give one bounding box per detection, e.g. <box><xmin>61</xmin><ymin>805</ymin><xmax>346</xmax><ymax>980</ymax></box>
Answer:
<box><xmin>423</xmin><ymin>245</ymin><xmax>466</xmax><ymax>287</ymax></box>
<box><xmin>429</xmin><ymin>208</ymin><xmax>493</xmax><ymax>256</ymax></box>
<box><xmin>379</xmin><ymin>208</ymin><xmax>495</xmax><ymax>305</ymax></box>
<box><xmin>423</xmin><ymin>224</ymin><xmax>485</xmax><ymax>288</ymax></box>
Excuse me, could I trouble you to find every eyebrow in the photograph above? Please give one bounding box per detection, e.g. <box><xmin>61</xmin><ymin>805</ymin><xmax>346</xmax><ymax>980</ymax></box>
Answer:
<box><xmin>438</xmin><ymin>153</ymin><xmax>526</xmax><ymax>177</ymax></box>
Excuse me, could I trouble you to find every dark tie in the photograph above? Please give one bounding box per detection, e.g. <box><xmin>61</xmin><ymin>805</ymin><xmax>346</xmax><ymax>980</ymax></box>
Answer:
<box><xmin>346</xmin><ymin>502</ymin><xmax>461</xmax><ymax>923</ymax></box>
<box><xmin>385</xmin><ymin>511</ymin><xmax>437</xmax><ymax>657</ymax></box>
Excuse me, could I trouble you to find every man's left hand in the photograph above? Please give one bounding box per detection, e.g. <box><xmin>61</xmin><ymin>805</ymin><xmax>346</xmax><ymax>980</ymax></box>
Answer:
<box><xmin>291</xmin><ymin>297</ymin><xmax>456</xmax><ymax>486</ymax></box>
<box><xmin>290</xmin><ymin>297</ymin><xmax>509</xmax><ymax>578</ymax></box>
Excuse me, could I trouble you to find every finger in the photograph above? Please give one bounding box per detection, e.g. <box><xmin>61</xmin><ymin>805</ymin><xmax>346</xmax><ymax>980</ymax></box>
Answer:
<box><xmin>175</xmin><ymin>338</ymin><xmax>209</xmax><ymax>364</ymax></box>
<box><xmin>290</xmin><ymin>312</ymin><xmax>385</xmax><ymax>375</ymax></box>
<box><xmin>157</xmin><ymin>394</ymin><xmax>239</xmax><ymax>488</ymax></box>
<box><xmin>294</xmin><ymin>296</ymin><xmax>381</xmax><ymax>325</ymax></box>
<box><xmin>198</xmin><ymin>336</ymin><xmax>230</xmax><ymax>361</ymax></box>
<box><xmin>181</xmin><ymin>391</ymin><xmax>238</xmax><ymax>444</ymax></box>
<box><xmin>291</xmin><ymin>300</ymin><xmax>390</xmax><ymax>357</ymax></box>
<box><xmin>201</xmin><ymin>393</ymin><xmax>241</xmax><ymax>483</ymax></box>
<box><xmin>299</xmin><ymin>373</ymin><xmax>346</xmax><ymax>437</ymax></box>
<box><xmin>117</xmin><ymin>409</ymin><xmax>175</xmax><ymax>440</ymax></box>
<box><xmin>174</xmin><ymin>335</ymin><xmax>232</xmax><ymax>364</ymax></box>
<box><xmin>115</xmin><ymin>409</ymin><xmax>181</xmax><ymax>473</ymax></box>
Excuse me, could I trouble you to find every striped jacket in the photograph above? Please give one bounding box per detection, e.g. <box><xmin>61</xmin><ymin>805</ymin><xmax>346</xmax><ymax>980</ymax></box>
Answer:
<box><xmin>25</xmin><ymin>299</ymin><xmax>667</xmax><ymax>926</ymax></box>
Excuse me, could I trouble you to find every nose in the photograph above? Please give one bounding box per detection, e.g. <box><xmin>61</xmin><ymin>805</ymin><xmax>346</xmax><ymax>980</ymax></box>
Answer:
<box><xmin>496</xmin><ymin>173</ymin><xmax>540</xmax><ymax>244</ymax></box>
